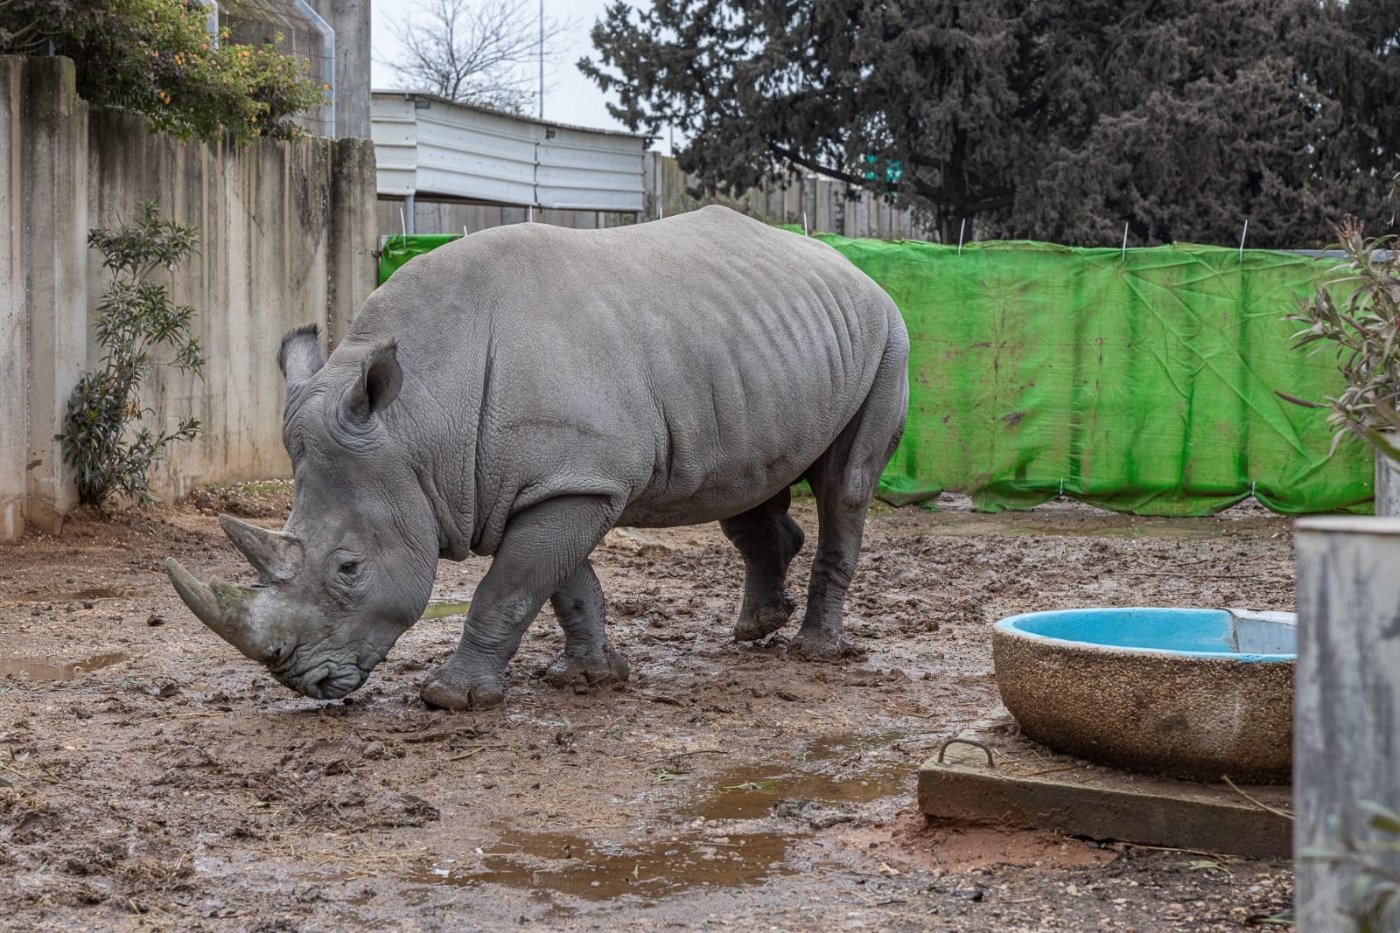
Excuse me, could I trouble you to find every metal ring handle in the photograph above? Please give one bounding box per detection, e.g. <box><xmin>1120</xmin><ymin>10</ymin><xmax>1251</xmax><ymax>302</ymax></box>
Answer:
<box><xmin>937</xmin><ymin>737</ymin><xmax>995</xmax><ymax>769</ymax></box>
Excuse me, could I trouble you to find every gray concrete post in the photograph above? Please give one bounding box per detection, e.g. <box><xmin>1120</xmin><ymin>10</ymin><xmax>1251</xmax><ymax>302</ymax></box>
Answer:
<box><xmin>0</xmin><ymin>59</ymin><xmax>26</xmax><ymax>540</ymax></box>
<box><xmin>327</xmin><ymin>137</ymin><xmax>378</xmax><ymax>346</ymax></box>
<box><xmin>21</xmin><ymin>58</ymin><xmax>87</xmax><ymax>534</ymax></box>
<box><xmin>1295</xmin><ymin>516</ymin><xmax>1400</xmax><ymax>931</ymax></box>
<box><xmin>305</xmin><ymin>0</ymin><xmax>371</xmax><ymax>139</ymax></box>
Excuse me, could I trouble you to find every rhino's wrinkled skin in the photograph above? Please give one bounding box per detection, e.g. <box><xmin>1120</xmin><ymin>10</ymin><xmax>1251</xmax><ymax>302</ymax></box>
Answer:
<box><xmin>166</xmin><ymin>206</ymin><xmax>910</xmax><ymax>709</ymax></box>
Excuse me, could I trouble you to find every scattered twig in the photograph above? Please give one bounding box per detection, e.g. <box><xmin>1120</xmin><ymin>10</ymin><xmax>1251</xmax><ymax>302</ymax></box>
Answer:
<box><xmin>446</xmin><ymin>743</ymin><xmax>507</xmax><ymax>761</ymax></box>
<box><xmin>646</xmin><ymin>694</ymin><xmax>684</xmax><ymax>706</ymax></box>
<box><xmin>1222</xmin><ymin>774</ymin><xmax>1294</xmax><ymax>821</ymax></box>
<box><xmin>1116</xmin><ymin>841</ymin><xmax>1242</xmax><ymax>860</ymax></box>
<box><xmin>651</xmin><ymin>749</ymin><xmax>727</xmax><ymax>760</ymax></box>
<box><xmin>1023</xmin><ymin>765</ymin><xmax>1082</xmax><ymax>778</ymax></box>
<box><xmin>399</xmin><ymin>728</ymin><xmax>490</xmax><ymax>745</ymax></box>
<box><xmin>1114</xmin><ymin>571</ymin><xmax>1255</xmax><ymax>580</ymax></box>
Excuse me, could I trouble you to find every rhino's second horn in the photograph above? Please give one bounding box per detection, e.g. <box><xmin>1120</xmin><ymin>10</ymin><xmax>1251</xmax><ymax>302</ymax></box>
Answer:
<box><xmin>218</xmin><ymin>514</ymin><xmax>303</xmax><ymax>583</ymax></box>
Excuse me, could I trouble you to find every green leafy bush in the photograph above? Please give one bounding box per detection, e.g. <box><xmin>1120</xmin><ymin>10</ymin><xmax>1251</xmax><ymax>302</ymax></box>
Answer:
<box><xmin>0</xmin><ymin>0</ymin><xmax>326</xmax><ymax>144</ymax></box>
<box><xmin>62</xmin><ymin>202</ymin><xmax>206</xmax><ymax>508</ymax></box>
<box><xmin>1282</xmin><ymin>218</ymin><xmax>1400</xmax><ymax>461</ymax></box>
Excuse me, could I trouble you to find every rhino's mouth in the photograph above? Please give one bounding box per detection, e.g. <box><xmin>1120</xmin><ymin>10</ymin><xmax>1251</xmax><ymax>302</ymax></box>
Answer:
<box><xmin>277</xmin><ymin>659</ymin><xmax>370</xmax><ymax>700</ymax></box>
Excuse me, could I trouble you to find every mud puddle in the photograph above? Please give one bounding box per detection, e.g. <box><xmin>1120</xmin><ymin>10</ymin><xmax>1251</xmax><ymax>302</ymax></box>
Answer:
<box><xmin>695</xmin><ymin>764</ymin><xmax>904</xmax><ymax>821</ymax></box>
<box><xmin>693</xmin><ymin>732</ymin><xmax>908</xmax><ymax>822</ymax></box>
<box><xmin>406</xmin><ymin>730</ymin><xmax>909</xmax><ymax>905</ymax></box>
<box><xmin>420</xmin><ymin>597</ymin><xmax>473</xmax><ymax>620</ymax></box>
<box><xmin>407</xmin><ymin>828</ymin><xmax>793</xmax><ymax>902</ymax></box>
<box><xmin>0</xmin><ymin>652</ymin><xmax>129</xmax><ymax>681</ymax></box>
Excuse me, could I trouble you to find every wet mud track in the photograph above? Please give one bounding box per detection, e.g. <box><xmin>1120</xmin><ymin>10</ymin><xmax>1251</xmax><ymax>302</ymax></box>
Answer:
<box><xmin>0</xmin><ymin>490</ymin><xmax>1294</xmax><ymax>930</ymax></box>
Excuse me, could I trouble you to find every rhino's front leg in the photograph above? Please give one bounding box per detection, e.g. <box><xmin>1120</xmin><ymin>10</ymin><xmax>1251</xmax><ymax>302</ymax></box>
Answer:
<box><xmin>421</xmin><ymin>495</ymin><xmax>620</xmax><ymax>711</ymax></box>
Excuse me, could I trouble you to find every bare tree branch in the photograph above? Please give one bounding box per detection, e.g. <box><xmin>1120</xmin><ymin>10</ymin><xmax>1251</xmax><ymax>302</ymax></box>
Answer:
<box><xmin>389</xmin><ymin>0</ymin><xmax>572</xmax><ymax>114</ymax></box>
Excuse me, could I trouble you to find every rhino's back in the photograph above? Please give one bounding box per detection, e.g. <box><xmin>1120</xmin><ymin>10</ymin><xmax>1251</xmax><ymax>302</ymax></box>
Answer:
<box><xmin>358</xmin><ymin>207</ymin><xmax>902</xmax><ymax>526</ymax></box>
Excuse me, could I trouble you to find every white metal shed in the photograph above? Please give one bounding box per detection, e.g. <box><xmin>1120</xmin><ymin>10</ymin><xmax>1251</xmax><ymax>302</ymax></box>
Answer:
<box><xmin>371</xmin><ymin>92</ymin><xmax>648</xmax><ymax>221</ymax></box>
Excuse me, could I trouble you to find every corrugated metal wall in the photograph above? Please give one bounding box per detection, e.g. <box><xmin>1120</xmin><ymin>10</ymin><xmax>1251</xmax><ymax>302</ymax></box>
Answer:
<box><xmin>370</xmin><ymin>93</ymin><xmax>645</xmax><ymax>213</ymax></box>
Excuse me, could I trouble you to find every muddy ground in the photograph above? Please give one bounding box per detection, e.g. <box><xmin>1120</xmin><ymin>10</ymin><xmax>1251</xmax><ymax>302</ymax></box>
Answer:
<box><xmin>0</xmin><ymin>486</ymin><xmax>1295</xmax><ymax>931</ymax></box>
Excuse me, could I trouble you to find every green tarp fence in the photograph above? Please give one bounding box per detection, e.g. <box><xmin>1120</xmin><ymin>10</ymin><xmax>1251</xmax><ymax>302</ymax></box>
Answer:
<box><xmin>378</xmin><ymin>232</ymin><xmax>1371</xmax><ymax>516</ymax></box>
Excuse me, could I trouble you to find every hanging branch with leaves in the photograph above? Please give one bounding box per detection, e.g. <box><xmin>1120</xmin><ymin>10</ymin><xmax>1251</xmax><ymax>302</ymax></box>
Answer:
<box><xmin>1280</xmin><ymin>218</ymin><xmax>1400</xmax><ymax>463</ymax></box>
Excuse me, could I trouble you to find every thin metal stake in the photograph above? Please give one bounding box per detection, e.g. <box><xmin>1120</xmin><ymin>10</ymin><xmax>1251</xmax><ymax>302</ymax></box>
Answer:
<box><xmin>958</xmin><ymin>218</ymin><xmax>966</xmax><ymax>255</ymax></box>
<box><xmin>528</xmin><ymin>205</ymin><xmax>534</xmax><ymax>223</ymax></box>
<box><xmin>1239</xmin><ymin>218</ymin><xmax>1249</xmax><ymax>260</ymax></box>
<box><xmin>538</xmin><ymin>0</ymin><xmax>545</xmax><ymax>119</ymax></box>
<box><xmin>399</xmin><ymin>207</ymin><xmax>406</xmax><ymax>240</ymax></box>
<box><xmin>803</xmin><ymin>210</ymin><xmax>809</xmax><ymax>236</ymax></box>
<box><xmin>1121</xmin><ymin>222</ymin><xmax>1129</xmax><ymax>261</ymax></box>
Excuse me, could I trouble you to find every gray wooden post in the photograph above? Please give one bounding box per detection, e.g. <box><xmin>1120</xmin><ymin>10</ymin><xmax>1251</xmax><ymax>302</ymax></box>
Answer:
<box><xmin>1295</xmin><ymin>516</ymin><xmax>1400</xmax><ymax>931</ymax></box>
<box><xmin>1375</xmin><ymin>437</ymin><xmax>1400</xmax><ymax>517</ymax></box>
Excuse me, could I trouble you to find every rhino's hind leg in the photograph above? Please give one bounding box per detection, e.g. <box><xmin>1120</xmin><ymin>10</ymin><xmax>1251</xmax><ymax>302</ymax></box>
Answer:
<box><xmin>721</xmin><ymin>487</ymin><xmax>805</xmax><ymax>642</ymax></box>
<box><xmin>421</xmin><ymin>495</ymin><xmax>621</xmax><ymax>711</ymax></box>
<box><xmin>790</xmin><ymin>339</ymin><xmax>908</xmax><ymax>660</ymax></box>
<box><xmin>541</xmin><ymin>559</ymin><xmax>630</xmax><ymax>691</ymax></box>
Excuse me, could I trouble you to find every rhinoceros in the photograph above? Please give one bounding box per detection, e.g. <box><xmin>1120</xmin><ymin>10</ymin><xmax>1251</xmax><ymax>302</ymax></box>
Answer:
<box><xmin>165</xmin><ymin>206</ymin><xmax>909</xmax><ymax>710</ymax></box>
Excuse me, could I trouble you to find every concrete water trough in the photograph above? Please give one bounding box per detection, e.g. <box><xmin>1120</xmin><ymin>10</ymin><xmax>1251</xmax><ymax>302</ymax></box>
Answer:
<box><xmin>992</xmin><ymin>607</ymin><xmax>1295</xmax><ymax>784</ymax></box>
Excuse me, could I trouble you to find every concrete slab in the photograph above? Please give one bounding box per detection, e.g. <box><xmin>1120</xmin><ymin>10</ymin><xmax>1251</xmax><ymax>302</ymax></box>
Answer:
<box><xmin>918</xmin><ymin>709</ymin><xmax>1292</xmax><ymax>859</ymax></box>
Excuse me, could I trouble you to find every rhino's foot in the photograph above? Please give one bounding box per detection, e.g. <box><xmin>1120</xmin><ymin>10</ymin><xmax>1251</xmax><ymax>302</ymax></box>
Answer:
<box><xmin>420</xmin><ymin>661</ymin><xmax>506</xmax><ymax>711</ymax></box>
<box><xmin>786</xmin><ymin>628</ymin><xmax>866</xmax><ymax>661</ymax></box>
<box><xmin>734</xmin><ymin>591</ymin><xmax>798</xmax><ymax>642</ymax></box>
<box><xmin>542</xmin><ymin>644</ymin><xmax>631</xmax><ymax>692</ymax></box>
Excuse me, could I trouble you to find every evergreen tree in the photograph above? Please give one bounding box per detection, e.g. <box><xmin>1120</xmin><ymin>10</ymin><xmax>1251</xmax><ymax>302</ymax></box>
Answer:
<box><xmin>583</xmin><ymin>0</ymin><xmax>1400</xmax><ymax>247</ymax></box>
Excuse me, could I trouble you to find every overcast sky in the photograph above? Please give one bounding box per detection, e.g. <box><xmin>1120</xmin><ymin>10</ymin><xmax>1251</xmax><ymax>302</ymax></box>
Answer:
<box><xmin>369</xmin><ymin>0</ymin><xmax>676</xmax><ymax>152</ymax></box>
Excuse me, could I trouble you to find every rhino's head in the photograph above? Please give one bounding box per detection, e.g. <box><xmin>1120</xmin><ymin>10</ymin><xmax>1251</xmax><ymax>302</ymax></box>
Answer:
<box><xmin>166</xmin><ymin>325</ymin><xmax>439</xmax><ymax>700</ymax></box>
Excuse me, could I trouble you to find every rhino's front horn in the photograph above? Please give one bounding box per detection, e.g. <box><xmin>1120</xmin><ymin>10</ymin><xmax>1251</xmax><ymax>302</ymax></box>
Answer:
<box><xmin>164</xmin><ymin>558</ymin><xmax>270</xmax><ymax>663</ymax></box>
<box><xmin>218</xmin><ymin>514</ymin><xmax>303</xmax><ymax>583</ymax></box>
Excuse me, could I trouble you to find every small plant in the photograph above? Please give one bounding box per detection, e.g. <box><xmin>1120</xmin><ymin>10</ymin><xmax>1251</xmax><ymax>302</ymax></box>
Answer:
<box><xmin>1301</xmin><ymin>801</ymin><xmax>1400</xmax><ymax>932</ymax></box>
<box><xmin>62</xmin><ymin>201</ymin><xmax>205</xmax><ymax>508</ymax></box>
<box><xmin>1281</xmin><ymin>218</ymin><xmax>1400</xmax><ymax>462</ymax></box>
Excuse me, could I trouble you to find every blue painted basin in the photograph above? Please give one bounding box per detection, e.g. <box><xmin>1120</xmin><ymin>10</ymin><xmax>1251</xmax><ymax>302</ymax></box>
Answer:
<box><xmin>997</xmin><ymin>608</ymin><xmax>1296</xmax><ymax>661</ymax></box>
<box><xmin>992</xmin><ymin>608</ymin><xmax>1295</xmax><ymax>783</ymax></box>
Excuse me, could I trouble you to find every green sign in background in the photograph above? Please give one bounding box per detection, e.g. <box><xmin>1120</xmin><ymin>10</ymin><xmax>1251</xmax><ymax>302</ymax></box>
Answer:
<box><xmin>378</xmin><ymin>232</ymin><xmax>1371</xmax><ymax>516</ymax></box>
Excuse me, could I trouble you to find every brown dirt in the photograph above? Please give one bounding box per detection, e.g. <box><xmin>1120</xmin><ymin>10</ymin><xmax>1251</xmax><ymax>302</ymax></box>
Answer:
<box><xmin>0</xmin><ymin>489</ymin><xmax>1295</xmax><ymax>930</ymax></box>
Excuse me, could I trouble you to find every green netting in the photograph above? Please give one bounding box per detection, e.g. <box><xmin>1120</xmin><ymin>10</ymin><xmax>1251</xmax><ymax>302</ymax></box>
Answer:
<box><xmin>379</xmin><ymin>234</ymin><xmax>461</xmax><ymax>283</ymax></box>
<box><xmin>376</xmin><ymin>232</ymin><xmax>1372</xmax><ymax>516</ymax></box>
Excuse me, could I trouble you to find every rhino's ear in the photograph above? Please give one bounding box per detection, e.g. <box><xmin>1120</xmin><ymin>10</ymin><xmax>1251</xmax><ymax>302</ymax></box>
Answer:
<box><xmin>279</xmin><ymin>324</ymin><xmax>325</xmax><ymax>393</ymax></box>
<box><xmin>343</xmin><ymin>340</ymin><xmax>402</xmax><ymax>423</ymax></box>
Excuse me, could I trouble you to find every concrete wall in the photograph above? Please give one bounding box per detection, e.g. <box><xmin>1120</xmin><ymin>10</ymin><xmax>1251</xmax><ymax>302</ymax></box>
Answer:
<box><xmin>0</xmin><ymin>56</ymin><xmax>377</xmax><ymax>540</ymax></box>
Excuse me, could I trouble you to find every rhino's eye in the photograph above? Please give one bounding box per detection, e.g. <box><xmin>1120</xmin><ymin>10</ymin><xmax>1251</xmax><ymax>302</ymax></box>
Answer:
<box><xmin>337</xmin><ymin>560</ymin><xmax>362</xmax><ymax>578</ymax></box>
